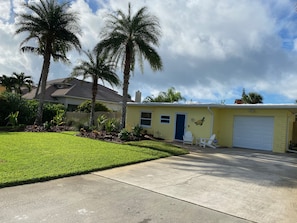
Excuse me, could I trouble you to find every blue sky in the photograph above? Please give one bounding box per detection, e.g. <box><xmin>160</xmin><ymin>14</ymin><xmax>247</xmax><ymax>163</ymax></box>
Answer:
<box><xmin>1</xmin><ymin>0</ymin><xmax>297</xmax><ymax>104</ymax></box>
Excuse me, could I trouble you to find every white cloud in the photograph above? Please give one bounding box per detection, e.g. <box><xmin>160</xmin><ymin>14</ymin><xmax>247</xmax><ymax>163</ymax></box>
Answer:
<box><xmin>2</xmin><ymin>0</ymin><xmax>297</xmax><ymax>104</ymax></box>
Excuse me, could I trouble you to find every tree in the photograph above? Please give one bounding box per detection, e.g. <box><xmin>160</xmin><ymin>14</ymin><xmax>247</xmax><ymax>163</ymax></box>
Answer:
<box><xmin>144</xmin><ymin>87</ymin><xmax>185</xmax><ymax>102</ymax></box>
<box><xmin>71</xmin><ymin>50</ymin><xmax>120</xmax><ymax>126</ymax></box>
<box><xmin>12</xmin><ymin>72</ymin><xmax>33</xmax><ymax>95</ymax></box>
<box><xmin>15</xmin><ymin>0</ymin><xmax>81</xmax><ymax>125</ymax></box>
<box><xmin>0</xmin><ymin>73</ymin><xmax>33</xmax><ymax>95</ymax></box>
<box><xmin>0</xmin><ymin>75</ymin><xmax>15</xmax><ymax>92</ymax></box>
<box><xmin>95</xmin><ymin>3</ymin><xmax>163</xmax><ymax>128</ymax></box>
<box><xmin>241</xmin><ymin>88</ymin><xmax>263</xmax><ymax>104</ymax></box>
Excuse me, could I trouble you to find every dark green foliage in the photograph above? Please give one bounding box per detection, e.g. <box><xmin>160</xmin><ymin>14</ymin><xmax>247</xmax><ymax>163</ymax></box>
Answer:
<box><xmin>132</xmin><ymin>124</ymin><xmax>144</xmax><ymax>139</ymax></box>
<box><xmin>42</xmin><ymin>103</ymin><xmax>66</xmax><ymax>123</ymax></box>
<box><xmin>0</xmin><ymin>92</ymin><xmax>37</xmax><ymax>126</ymax></box>
<box><xmin>144</xmin><ymin>87</ymin><xmax>185</xmax><ymax>102</ymax></box>
<box><xmin>118</xmin><ymin>129</ymin><xmax>131</xmax><ymax>141</ymax></box>
<box><xmin>76</xmin><ymin>100</ymin><xmax>109</xmax><ymax>112</ymax></box>
<box><xmin>0</xmin><ymin>92</ymin><xmax>66</xmax><ymax>126</ymax></box>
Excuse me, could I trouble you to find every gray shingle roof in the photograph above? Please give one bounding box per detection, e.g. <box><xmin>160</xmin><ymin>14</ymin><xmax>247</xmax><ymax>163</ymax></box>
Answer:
<box><xmin>23</xmin><ymin>77</ymin><xmax>129</xmax><ymax>103</ymax></box>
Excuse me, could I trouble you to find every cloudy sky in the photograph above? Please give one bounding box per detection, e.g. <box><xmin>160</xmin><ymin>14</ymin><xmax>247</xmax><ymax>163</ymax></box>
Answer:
<box><xmin>1</xmin><ymin>0</ymin><xmax>297</xmax><ymax>104</ymax></box>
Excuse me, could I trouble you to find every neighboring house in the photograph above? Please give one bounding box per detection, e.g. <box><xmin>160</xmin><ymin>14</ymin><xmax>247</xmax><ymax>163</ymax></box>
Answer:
<box><xmin>126</xmin><ymin>102</ymin><xmax>297</xmax><ymax>153</ymax></box>
<box><xmin>23</xmin><ymin>78</ymin><xmax>127</xmax><ymax>111</ymax></box>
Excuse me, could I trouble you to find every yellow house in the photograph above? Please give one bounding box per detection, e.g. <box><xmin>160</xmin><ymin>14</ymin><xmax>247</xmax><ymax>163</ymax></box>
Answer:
<box><xmin>126</xmin><ymin>103</ymin><xmax>297</xmax><ymax>153</ymax></box>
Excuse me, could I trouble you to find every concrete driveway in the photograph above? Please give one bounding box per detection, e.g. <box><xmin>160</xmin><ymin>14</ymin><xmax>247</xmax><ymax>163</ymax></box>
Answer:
<box><xmin>1</xmin><ymin>148</ymin><xmax>297</xmax><ymax>223</ymax></box>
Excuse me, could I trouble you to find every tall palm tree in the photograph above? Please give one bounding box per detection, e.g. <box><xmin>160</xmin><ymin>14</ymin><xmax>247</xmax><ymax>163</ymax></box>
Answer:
<box><xmin>96</xmin><ymin>3</ymin><xmax>163</xmax><ymax>128</ymax></box>
<box><xmin>15</xmin><ymin>0</ymin><xmax>81</xmax><ymax>125</ymax></box>
<box><xmin>71</xmin><ymin>49</ymin><xmax>120</xmax><ymax>126</ymax></box>
<box><xmin>144</xmin><ymin>87</ymin><xmax>185</xmax><ymax>102</ymax></box>
<box><xmin>12</xmin><ymin>72</ymin><xmax>34</xmax><ymax>95</ymax></box>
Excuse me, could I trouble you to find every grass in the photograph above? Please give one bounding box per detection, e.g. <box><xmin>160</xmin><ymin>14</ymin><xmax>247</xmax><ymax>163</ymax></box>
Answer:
<box><xmin>0</xmin><ymin>131</ymin><xmax>188</xmax><ymax>188</ymax></box>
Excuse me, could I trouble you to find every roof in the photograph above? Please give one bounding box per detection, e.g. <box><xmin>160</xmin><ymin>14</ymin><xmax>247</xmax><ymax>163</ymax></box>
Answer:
<box><xmin>23</xmin><ymin>77</ymin><xmax>128</xmax><ymax>103</ymax></box>
<box><xmin>127</xmin><ymin>102</ymin><xmax>297</xmax><ymax>113</ymax></box>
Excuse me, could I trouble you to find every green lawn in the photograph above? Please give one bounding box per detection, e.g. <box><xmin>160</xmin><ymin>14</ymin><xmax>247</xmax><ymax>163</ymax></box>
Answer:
<box><xmin>0</xmin><ymin>131</ymin><xmax>188</xmax><ymax>188</ymax></box>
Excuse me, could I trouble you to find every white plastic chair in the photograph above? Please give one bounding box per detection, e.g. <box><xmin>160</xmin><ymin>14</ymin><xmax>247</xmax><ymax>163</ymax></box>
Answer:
<box><xmin>183</xmin><ymin>131</ymin><xmax>193</xmax><ymax>145</ymax></box>
<box><xmin>199</xmin><ymin>134</ymin><xmax>216</xmax><ymax>148</ymax></box>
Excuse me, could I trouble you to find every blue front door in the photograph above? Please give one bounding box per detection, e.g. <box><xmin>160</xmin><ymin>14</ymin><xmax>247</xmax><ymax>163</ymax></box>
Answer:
<box><xmin>175</xmin><ymin>114</ymin><xmax>185</xmax><ymax>140</ymax></box>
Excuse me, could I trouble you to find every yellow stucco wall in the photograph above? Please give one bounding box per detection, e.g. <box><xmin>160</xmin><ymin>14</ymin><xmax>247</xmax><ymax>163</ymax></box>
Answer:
<box><xmin>214</xmin><ymin>108</ymin><xmax>292</xmax><ymax>153</ymax></box>
<box><xmin>126</xmin><ymin>104</ymin><xmax>294</xmax><ymax>153</ymax></box>
<box><xmin>126</xmin><ymin>105</ymin><xmax>215</xmax><ymax>141</ymax></box>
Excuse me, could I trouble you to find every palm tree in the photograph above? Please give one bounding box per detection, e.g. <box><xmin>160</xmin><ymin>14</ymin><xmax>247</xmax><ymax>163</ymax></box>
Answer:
<box><xmin>96</xmin><ymin>3</ymin><xmax>163</xmax><ymax>128</ymax></box>
<box><xmin>71</xmin><ymin>49</ymin><xmax>120</xmax><ymax>126</ymax></box>
<box><xmin>15</xmin><ymin>0</ymin><xmax>81</xmax><ymax>125</ymax></box>
<box><xmin>241</xmin><ymin>89</ymin><xmax>263</xmax><ymax>104</ymax></box>
<box><xmin>12</xmin><ymin>72</ymin><xmax>33</xmax><ymax>95</ymax></box>
<box><xmin>144</xmin><ymin>87</ymin><xmax>185</xmax><ymax>102</ymax></box>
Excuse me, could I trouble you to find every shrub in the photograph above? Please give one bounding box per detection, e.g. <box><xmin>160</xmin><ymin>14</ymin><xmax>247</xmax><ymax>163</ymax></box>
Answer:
<box><xmin>51</xmin><ymin>109</ymin><xmax>65</xmax><ymax>126</ymax></box>
<box><xmin>0</xmin><ymin>92</ymin><xmax>37</xmax><ymax>126</ymax></box>
<box><xmin>118</xmin><ymin>129</ymin><xmax>131</xmax><ymax>141</ymax></box>
<box><xmin>132</xmin><ymin>124</ymin><xmax>143</xmax><ymax>139</ymax></box>
<box><xmin>105</xmin><ymin>118</ymin><xmax>120</xmax><ymax>133</ymax></box>
<box><xmin>76</xmin><ymin>100</ymin><xmax>109</xmax><ymax>112</ymax></box>
<box><xmin>42</xmin><ymin>103</ymin><xmax>65</xmax><ymax>123</ymax></box>
<box><xmin>97</xmin><ymin>115</ymin><xmax>108</xmax><ymax>131</ymax></box>
<box><xmin>5</xmin><ymin>111</ymin><xmax>19</xmax><ymax>126</ymax></box>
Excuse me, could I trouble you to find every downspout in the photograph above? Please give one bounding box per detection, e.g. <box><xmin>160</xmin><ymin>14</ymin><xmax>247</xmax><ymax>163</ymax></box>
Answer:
<box><xmin>208</xmin><ymin>106</ymin><xmax>214</xmax><ymax>136</ymax></box>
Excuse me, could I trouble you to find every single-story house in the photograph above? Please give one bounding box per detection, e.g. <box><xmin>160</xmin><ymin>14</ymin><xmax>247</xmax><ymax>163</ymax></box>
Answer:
<box><xmin>126</xmin><ymin>102</ymin><xmax>297</xmax><ymax>153</ymax></box>
<box><xmin>23</xmin><ymin>78</ymin><xmax>129</xmax><ymax>111</ymax></box>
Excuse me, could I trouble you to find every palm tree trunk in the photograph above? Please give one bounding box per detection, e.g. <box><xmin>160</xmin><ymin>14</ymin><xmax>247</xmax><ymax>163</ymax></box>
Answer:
<box><xmin>121</xmin><ymin>45</ymin><xmax>132</xmax><ymax>129</ymax></box>
<box><xmin>90</xmin><ymin>78</ymin><xmax>98</xmax><ymax>126</ymax></box>
<box><xmin>35</xmin><ymin>51</ymin><xmax>51</xmax><ymax>125</ymax></box>
<box><xmin>35</xmin><ymin>74</ymin><xmax>42</xmax><ymax>99</ymax></box>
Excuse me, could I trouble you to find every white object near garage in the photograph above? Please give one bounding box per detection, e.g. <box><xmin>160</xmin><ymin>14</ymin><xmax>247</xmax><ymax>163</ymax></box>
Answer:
<box><xmin>233</xmin><ymin>116</ymin><xmax>274</xmax><ymax>151</ymax></box>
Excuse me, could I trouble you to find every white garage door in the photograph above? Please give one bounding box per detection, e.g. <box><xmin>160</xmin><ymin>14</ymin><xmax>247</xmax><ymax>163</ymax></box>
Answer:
<box><xmin>233</xmin><ymin>116</ymin><xmax>274</xmax><ymax>151</ymax></box>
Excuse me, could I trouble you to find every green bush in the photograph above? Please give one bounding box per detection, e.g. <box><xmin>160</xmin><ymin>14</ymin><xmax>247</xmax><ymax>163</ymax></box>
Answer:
<box><xmin>132</xmin><ymin>124</ymin><xmax>143</xmax><ymax>139</ymax></box>
<box><xmin>105</xmin><ymin>118</ymin><xmax>120</xmax><ymax>133</ymax></box>
<box><xmin>97</xmin><ymin>115</ymin><xmax>108</xmax><ymax>131</ymax></box>
<box><xmin>76</xmin><ymin>100</ymin><xmax>109</xmax><ymax>112</ymax></box>
<box><xmin>118</xmin><ymin>129</ymin><xmax>131</xmax><ymax>141</ymax></box>
<box><xmin>42</xmin><ymin>103</ymin><xmax>65</xmax><ymax>123</ymax></box>
<box><xmin>0</xmin><ymin>92</ymin><xmax>37</xmax><ymax>126</ymax></box>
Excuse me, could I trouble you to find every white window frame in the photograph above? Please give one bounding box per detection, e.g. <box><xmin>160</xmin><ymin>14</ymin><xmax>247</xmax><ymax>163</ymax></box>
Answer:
<box><xmin>140</xmin><ymin>111</ymin><xmax>152</xmax><ymax>127</ymax></box>
<box><xmin>160</xmin><ymin>115</ymin><xmax>170</xmax><ymax>124</ymax></box>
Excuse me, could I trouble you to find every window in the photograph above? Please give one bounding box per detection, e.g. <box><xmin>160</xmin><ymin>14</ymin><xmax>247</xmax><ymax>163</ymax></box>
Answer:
<box><xmin>140</xmin><ymin>112</ymin><xmax>152</xmax><ymax>127</ymax></box>
<box><xmin>160</xmin><ymin>115</ymin><xmax>170</xmax><ymax>123</ymax></box>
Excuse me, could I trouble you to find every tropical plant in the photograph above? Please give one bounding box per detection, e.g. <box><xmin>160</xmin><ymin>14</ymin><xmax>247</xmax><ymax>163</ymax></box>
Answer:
<box><xmin>97</xmin><ymin>114</ymin><xmax>108</xmax><ymax>131</ymax></box>
<box><xmin>96</xmin><ymin>3</ymin><xmax>163</xmax><ymax>128</ymax></box>
<box><xmin>241</xmin><ymin>89</ymin><xmax>263</xmax><ymax>104</ymax></box>
<box><xmin>104</xmin><ymin>118</ymin><xmax>120</xmax><ymax>133</ymax></box>
<box><xmin>5</xmin><ymin>111</ymin><xmax>19</xmax><ymax>127</ymax></box>
<box><xmin>132</xmin><ymin>124</ymin><xmax>144</xmax><ymax>140</ymax></box>
<box><xmin>15</xmin><ymin>0</ymin><xmax>81</xmax><ymax>125</ymax></box>
<box><xmin>12</xmin><ymin>72</ymin><xmax>33</xmax><ymax>95</ymax></box>
<box><xmin>118</xmin><ymin>129</ymin><xmax>131</xmax><ymax>141</ymax></box>
<box><xmin>144</xmin><ymin>87</ymin><xmax>185</xmax><ymax>102</ymax></box>
<box><xmin>72</xmin><ymin>49</ymin><xmax>120</xmax><ymax>126</ymax></box>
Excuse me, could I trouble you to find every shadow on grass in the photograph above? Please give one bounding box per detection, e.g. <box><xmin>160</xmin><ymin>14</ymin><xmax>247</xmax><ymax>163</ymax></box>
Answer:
<box><xmin>125</xmin><ymin>140</ymin><xmax>189</xmax><ymax>156</ymax></box>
